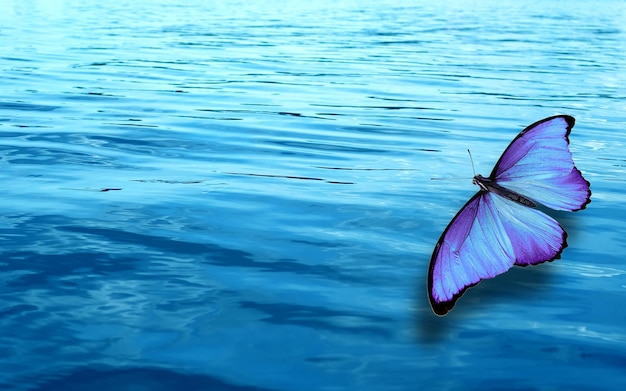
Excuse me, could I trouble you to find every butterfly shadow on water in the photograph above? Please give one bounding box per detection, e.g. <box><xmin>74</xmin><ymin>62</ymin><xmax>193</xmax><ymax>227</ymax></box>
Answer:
<box><xmin>415</xmin><ymin>262</ymin><xmax>557</xmax><ymax>342</ymax></box>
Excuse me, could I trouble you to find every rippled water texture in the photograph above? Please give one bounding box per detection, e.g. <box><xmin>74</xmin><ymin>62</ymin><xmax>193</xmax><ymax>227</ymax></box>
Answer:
<box><xmin>1</xmin><ymin>0</ymin><xmax>626</xmax><ymax>390</ymax></box>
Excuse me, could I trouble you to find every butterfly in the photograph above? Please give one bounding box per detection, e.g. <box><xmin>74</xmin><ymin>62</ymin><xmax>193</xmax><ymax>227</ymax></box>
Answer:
<box><xmin>428</xmin><ymin>115</ymin><xmax>591</xmax><ymax>316</ymax></box>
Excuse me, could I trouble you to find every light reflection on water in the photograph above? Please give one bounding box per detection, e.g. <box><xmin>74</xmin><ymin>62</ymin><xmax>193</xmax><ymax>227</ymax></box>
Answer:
<box><xmin>1</xmin><ymin>0</ymin><xmax>626</xmax><ymax>390</ymax></box>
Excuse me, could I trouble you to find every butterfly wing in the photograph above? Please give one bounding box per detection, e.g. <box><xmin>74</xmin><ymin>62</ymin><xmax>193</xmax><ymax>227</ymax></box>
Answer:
<box><xmin>428</xmin><ymin>191</ymin><xmax>566</xmax><ymax>316</ymax></box>
<box><xmin>491</xmin><ymin>115</ymin><xmax>591</xmax><ymax>211</ymax></box>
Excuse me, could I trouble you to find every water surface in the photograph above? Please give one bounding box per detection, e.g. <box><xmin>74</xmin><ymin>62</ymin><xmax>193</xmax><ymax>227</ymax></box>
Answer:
<box><xmin>1</xmin><ymin>0</ymin><xmax>625</xmax><ymax>390</ymax></box>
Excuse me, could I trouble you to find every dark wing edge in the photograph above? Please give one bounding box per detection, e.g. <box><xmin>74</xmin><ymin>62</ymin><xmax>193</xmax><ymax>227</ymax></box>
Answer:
<box><xmin>427</xmin><ymin>191</ymin><xmax>483</xmax><ymax>316</ymax></box>
<box><xmin>428</xmin><ymin>267</ymin><xmax>481</xmax><ymax>316</ymax></box>
<box><xmin>570</xmin><ymin>167</ymin><xmax>592</xmax><ymax>212</ymax></box>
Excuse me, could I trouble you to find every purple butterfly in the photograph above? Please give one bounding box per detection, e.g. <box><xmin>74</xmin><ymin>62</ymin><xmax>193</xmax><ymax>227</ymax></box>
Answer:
<box><xmin>428</xmin><ymin>115</ymin><xmax>591</xmax><ymax>316</ymax></box>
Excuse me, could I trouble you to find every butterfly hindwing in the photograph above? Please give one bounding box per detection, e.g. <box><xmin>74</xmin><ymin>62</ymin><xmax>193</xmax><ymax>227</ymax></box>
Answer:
<box><xmin>492</xmin><ymin>115</ymin><xmax>591</xmax><ymax>211</ymax></box>
<box><xmin>428</xmin><ymin>191</ymin><xmax>566</xmax><ymax>316</ymax></box>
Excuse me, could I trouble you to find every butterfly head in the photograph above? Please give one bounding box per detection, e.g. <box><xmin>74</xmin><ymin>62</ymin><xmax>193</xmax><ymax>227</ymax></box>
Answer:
<box><xmin>472</xmin><ymin>174</ymin><xmax>490</xmax><ymax>192</ymax></box>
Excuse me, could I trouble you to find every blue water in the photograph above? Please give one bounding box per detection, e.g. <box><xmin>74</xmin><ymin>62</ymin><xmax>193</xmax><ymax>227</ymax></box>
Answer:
<box><xmin>1</xmin><ymin>0</ymin><xmax>625</xmax><ymax>390</ymax></box>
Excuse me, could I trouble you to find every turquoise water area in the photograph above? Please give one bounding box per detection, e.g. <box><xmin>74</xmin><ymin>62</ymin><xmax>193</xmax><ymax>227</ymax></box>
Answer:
<box><xmin>1</xmin><ymin>0</ymin><xmax>625</xmax><ymax>390</ymax></box>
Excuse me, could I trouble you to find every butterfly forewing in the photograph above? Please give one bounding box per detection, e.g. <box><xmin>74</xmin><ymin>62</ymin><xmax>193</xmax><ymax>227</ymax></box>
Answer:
<box><xmin>492</xmin><ymin>115</ymin><xmax>591</xmax><ymax>211</ymax></box>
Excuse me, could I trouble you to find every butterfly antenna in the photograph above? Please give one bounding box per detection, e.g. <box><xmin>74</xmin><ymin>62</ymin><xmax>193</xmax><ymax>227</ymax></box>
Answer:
<box><xmin>467</xmin><ymin>149</ymin><xmax>476</xmax><ymax>176</ymax></box>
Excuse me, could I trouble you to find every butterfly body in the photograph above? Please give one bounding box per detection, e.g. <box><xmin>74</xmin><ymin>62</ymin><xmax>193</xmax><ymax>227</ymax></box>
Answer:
<box><xmin>473</xmin><ymin>174</ymin><xmax>536</xmax><ymax>208</ymax></box>
<box><xmin>428</xmin><ymin>115</ymin><xmax>591</xmax><ymax>316</ymax></box>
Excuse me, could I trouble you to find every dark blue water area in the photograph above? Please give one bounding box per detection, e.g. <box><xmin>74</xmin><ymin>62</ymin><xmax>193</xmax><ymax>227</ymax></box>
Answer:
<box><xmin>1</xmin><ymin>0</ymin><xmax>626</xmax><ymax>390</ymax></box>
